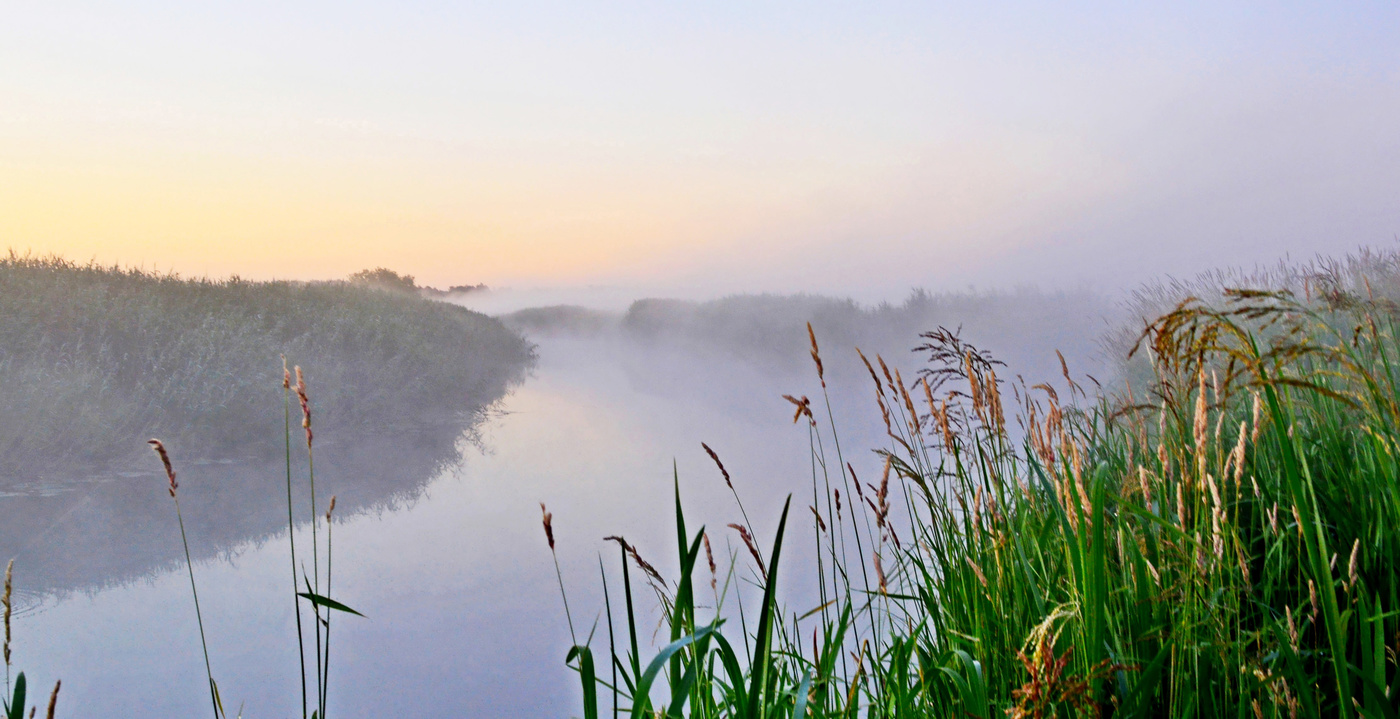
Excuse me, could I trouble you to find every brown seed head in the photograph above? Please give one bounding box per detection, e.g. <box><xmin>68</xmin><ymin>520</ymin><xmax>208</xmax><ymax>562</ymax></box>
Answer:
<box><xmin>806</xmin><ymin>322</ymin><xmax>824</xmax><ymax>387</ymax></box>
<box><xmin>45</xmin><ymin>679</ymin><xmax>59</xmax><ymax>719</ymax></box>
<box><xmin>281</xmin><ymin>355</ymin><xmax>291</xmax><ymax>390</ymax></box>
<box><xmin>702</xmin><ymin>531</ymin><xmax>717</xmax><ymax>591</ymax></box>
<box><xmin>147</xmin><ymin>439</ymin><xmax>178</xmax><ymax>497</ymax></box>
<box><xmin>781</xmin><ymin>394</ymin><xmax>813</xmax><ymax>424</ymax></box>
<box><xmin>728</xmin><ymin>523</ymin><xmax>767</xmax><ymax>581</ymax></box>
<box><xmin>326</xmin><ymin>495</ymin><xmax>337</xmax><ymax>522</ymax></box>
<box><xmin>294</xmin><ymin>366</ymin><xmax>313</xmax><ymax>447</ymax></box>
<box><xmin>877</xmin><ymin>355</ymin><xmax>896</xmax><ymax>393</ymax></box>
<box><xmin>3</xmin><ymin>559</ymin><xmax>11</xmax><ymax>667</ymax></box>
<box><xmin>873</xmin><ymin>551</ymin><xmax>888</xmax><ymax>594</ymax></box>
<box><xmin>809</xmin><ymin>505</ymin><xmax>827</xmax><ymax>533</ymax></box>
<box><xmin>539</xmin><ymin>502</ymin><xmax>555</xmax><ymax>551</ymax></box>
<box><xmin>606</xmin><ymin>536</ymin><xmax>665</xmax><ymax>589</ymax></box>
<box><xmin>701</xmin><ymin>442</ymin><xmax>733</xmax><ymax>491</ymax></box>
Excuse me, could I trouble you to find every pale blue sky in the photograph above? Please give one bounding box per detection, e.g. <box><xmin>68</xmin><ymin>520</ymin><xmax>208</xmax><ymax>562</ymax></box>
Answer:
<box><xmin>2</xmin><ymin>2</ymin><xmax>1398</xmax><ymax>298</ymax></box>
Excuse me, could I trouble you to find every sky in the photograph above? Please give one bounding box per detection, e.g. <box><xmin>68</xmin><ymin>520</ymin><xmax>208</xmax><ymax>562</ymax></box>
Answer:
<box><xmin>2</xmin><ymin>1</ymin><xmax>1398</xmax><ymax>301</ymax></box>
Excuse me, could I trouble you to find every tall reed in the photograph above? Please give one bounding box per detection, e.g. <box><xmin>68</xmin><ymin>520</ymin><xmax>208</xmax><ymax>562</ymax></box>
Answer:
<box><xmin>147</xmin><ymin>439</ymin><xmax>222</xmax><ymax>718</ymax></box>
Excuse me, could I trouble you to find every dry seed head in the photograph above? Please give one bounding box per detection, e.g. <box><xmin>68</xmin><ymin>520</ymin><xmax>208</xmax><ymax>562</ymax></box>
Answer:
<box><xmin>895</xmin><ymin>368</ymin><xmax>919</xmax><ymax>433</ymax></box>
<box><xmin>920</xmin><ymin>377</ymin><xmax>937</xmax><ymax>423</ymax></box>
<box><xmin>833</xmin><ymin>488</ymin><xmax>842</xmax><ymax>520</ymax></box>
<box><xmin>1348</xmin><ymin>539</ymin><xmax>1361</xmax><ymax>589</ymax></box>
<box><xmin>1308</xmin><ymin>580</ymin><xmax>1319</xmax><ymax>623</ymax></box>
<box><xmin>326</xmin><ymin>495</ymin><xmax>337</xmax><ymax>522</ymax></box>
<box><xmin>728</xmin><ymin>524</ymin><xmax>767</xmax><ymax>581</ymax></box>
<box><xmin>964</xmin><ymin>556</ymin><xmax>989</xmax><ymax>588</ymax></box>
<box><xmin>539</xmin><ymin>502</ymin><xmax>555</xmax><ymax>551</ymax></box>
<box><xmin>702</xmin><ymin>532</ymin><xmax>717</xmax><ymax>592</ymax></box>
<box><xmin>806</xmin><ymin>322</ymin><xmax>825</xmax><ymax>388</ymax></box>
<box><xmin>939</xmin><ymin>399</ymin><xmax>954</xmax><ymax>450</ymax></box>
<box><xmin>1286</xmin><ymin>605</ymin><xmax>1298</xmax><ymax>648</ymax></box>
<box><xmin>281</xmin><ymin>355</ymin><xmax>290</xmax><ymax>390</ymax></box>
<box><xmin>294</xmin><ymin>366</ymin><xmax>313</xmax><ymax>448</ymax></box>
<box><xmin>1194</xmin><ymin>369</ymin><xmax>1208</xmax><ymax>453</ymax></box>
<box><xmin>873</xmin><ymin>551</ymin><xmax>888</xmax><ymax>595</ymax></box>
<box><xmin>877</xmin><ymin>355</ymin><xmax>896</xmax><ymax>394</ymax></box>
<box><xmin>782</xmin><ymin>394</ymin><xmax>814</xmax><ymax>425</ymax></box>
<box><xmin>964</xmin><ymin>351</ymin><xmax>983</xmax><ymax>418</ymax></box>
<box><xmin>45</xmin><ymin>679</ymin><xmax>59</xmax><ymax>719</ymax></box>
<box><xmin>701</xmin><ymin>442</ymin><xmax>733</xmax><ymax>491</ymax></box>
<box><xmin>606</xmin><ymin>536</ymin><xmax>665</xmax><ymax>590</ymax></box>
<box><xmin>1138</xmin><ymin>466</ymin><xmax>1153</xmax><ymax>506</ymax></box>
<box><xmin>3</xmin><ymin>559</ymin><xmax>11</xmax><ymax>667</ymax></box>
<box><xmin>849</xmin><ymin>463</ymin><xmax>865</xmax><ymax>499</ymax></box>
<box><xmin>809</xmin><ymin>505</ymin><xmax>827</xmax><ymax>533</ymax></box>
<box><xmin>147</xmin><ymin>439</ymin><xmax>178</xmax><ymax>497</ymax></box>
<box><xmin>1291</xmin><ymin>504</ymin><xmax>1303</xmax><ymax>538</ymax></box>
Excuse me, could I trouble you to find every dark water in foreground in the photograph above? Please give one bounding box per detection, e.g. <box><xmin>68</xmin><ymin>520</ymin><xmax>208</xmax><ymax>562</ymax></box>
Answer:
<box><xmin>9</xmin><ymin>336</ymin><xmax>888</xmax><ymax>717</ymax></box>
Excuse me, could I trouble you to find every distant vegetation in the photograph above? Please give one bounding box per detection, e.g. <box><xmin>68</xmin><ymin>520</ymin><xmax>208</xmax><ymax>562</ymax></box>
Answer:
<box><xmin>347</xmin><ymin>267</ymin><xmax>488</xmax><ymax>297</ymax></box>
<box><xmin>0</xmin><ymin>254</ymin><xmax>532</xmax><ymax>478</ymax></box>
<box><xmin>505</xmin><ymin>287</ymin><xmax>1115</xmax><ymax>389</ymax></box>
<box><xmin>554</xmin><ymin>247</ymin><xmax>1400</xmax><ymax>717</ymax></box>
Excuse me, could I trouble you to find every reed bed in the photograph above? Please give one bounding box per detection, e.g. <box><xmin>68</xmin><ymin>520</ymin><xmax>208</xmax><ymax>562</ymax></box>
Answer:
<box><xmin>554</xmin><ymin>262</ymin><xmax>1400</xmax><ymax>717</ymax></box>
<box><xmin>0</xmin><ymin>252</ymin><xmax>532</xmax><ymax>477</ymax></box>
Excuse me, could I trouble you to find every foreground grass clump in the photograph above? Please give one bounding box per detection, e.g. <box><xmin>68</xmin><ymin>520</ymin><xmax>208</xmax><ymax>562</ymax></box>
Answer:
<box><xmin>0</xmin><ymin>253</ymin><xmax>532</xmax><ymax>476</ymax></box>
<box><xmin>556</xmin><ymin>273</ymin><xmax>1400</xmax><ymax>717</ymax></box>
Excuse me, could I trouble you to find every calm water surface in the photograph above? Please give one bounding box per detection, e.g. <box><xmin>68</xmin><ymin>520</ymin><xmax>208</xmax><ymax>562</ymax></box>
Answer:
<box><xmin>14</xmin><ymin>336</ymin><xmax>890</xmax><ymax>717</ymax></box>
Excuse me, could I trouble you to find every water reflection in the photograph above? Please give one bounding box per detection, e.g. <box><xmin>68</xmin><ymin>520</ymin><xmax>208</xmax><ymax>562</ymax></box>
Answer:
<box><xmin>9</xmin><ymin>332</ymin><xmax>1073</xmax><ymax>717</ymax></box>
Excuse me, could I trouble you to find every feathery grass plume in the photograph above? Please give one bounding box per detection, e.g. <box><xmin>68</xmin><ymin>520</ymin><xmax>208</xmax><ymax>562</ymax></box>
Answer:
<box><xmin>806</xmin><ymin>322</ymin><xmax>824</xmax><ymax>388</ymax></box>
<box><xmin>148</xmin><ymin>439</ymin><xmax>219</xmax><ymax>719</ymax></box>
<box><xmin>873</xmin><ymin>551</ymin><xmax>887</xmax><ymax>595</ymax></box>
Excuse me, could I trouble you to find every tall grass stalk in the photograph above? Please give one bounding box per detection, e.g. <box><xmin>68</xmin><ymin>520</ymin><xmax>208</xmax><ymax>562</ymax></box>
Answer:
<box><xmin>282</xmin><ymin>360</ymin><xmax>309</xmax><ymax>719</ymax></box>
<box><xmin>148</xmin><ymin>440</ymin><xmax>220</xmax><ymax>719</ymax></box>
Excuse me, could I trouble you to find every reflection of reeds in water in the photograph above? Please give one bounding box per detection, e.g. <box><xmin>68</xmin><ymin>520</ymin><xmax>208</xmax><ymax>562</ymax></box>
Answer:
<box><xmin>550</xmin><ymin>262</ymin><xmax>1400</xmax><ymax>717</ymax></box>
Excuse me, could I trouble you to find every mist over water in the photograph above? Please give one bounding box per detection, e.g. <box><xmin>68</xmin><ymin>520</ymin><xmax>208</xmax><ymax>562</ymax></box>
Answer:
<box><xmin>1</xmin><ymin>271</ymin><xmax>1133</xmax><ymax>716</ymax></box>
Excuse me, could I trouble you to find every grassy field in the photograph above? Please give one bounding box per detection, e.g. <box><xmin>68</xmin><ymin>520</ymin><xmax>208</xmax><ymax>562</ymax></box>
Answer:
<box><xmin>556</xmin><ymin>251</ymin><xmax>1400</xmax><ymax>718</ymax></box>
<box><xmin>0</xmin><ymin>253</ymin><xmax>533</xmax><ymax>478</ymax></box>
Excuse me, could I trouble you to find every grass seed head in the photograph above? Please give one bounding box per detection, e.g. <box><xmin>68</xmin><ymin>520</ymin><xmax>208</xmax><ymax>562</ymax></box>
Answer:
<box><xmin>3</xmin><ymin>559</ymin><xmax>11</xmax><ymax>668</ymax></box>
<box><xmin>728</xmin><ymin>523</ymin><xmax>767</xmax><ymax>581</ymax></box>
<box><xmin>701</xmin><ymin>442</ymin><xmax>733</xmax><ymax>490</ymax></box>
<box><xmin>147</xmin><ymin>439</ymin><xmax>177</xmax><ymax>497</ymax></box>
<box><xmin>539</xmin><ymin>502</ymin><xmax>555</xmax><ymax>551</ymax></box>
